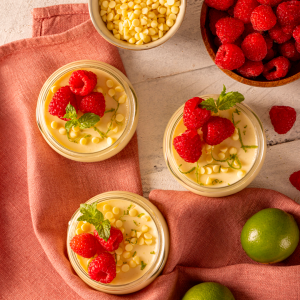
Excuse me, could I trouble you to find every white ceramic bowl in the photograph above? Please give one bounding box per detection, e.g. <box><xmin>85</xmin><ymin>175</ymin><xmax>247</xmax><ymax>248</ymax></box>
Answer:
<box><xmin>88</xmin><ymin>0</ymin><xmax>187</xmax><ymax>50</ymax></box>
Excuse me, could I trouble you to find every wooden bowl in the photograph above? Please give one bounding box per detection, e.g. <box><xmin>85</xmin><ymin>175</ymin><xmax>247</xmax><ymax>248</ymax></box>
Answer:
<box><xmin>200</xmin><ymin>2</ymin><xmax>300</xmax><ymax>87</ymax></box>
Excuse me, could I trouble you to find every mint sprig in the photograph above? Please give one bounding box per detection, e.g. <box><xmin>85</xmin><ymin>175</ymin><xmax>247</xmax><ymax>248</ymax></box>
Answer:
<box><xmin>200</xmin><ymin>85</ymin><xmax>245</xmax><ymax>113</ymax></box>
<box><xmin>77</xmin><ymin>202</ymin><xmax>111</xmax><ymax>241</ymax></box>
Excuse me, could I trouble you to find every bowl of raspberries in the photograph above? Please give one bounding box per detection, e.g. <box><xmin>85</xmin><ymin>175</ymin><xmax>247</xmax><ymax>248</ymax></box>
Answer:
<box><xmin>200</xmin><ymin>0</ymin><xmax>300</xmax><ymax>86</ymax></box>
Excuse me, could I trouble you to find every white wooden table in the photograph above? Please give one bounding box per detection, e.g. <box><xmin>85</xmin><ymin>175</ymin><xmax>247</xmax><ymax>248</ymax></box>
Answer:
<box><xmin>2</xmin><ymin>0</ymin><xmax>300</xmax><ymax>202</ymax></box>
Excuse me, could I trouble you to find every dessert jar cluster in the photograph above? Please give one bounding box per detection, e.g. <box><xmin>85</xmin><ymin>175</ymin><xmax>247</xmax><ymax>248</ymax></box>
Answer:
<box><xmin>67</xmin><ymin>191</ymin><xmax>170</xmax><ymax>294</ymax></box>
<box><xmin>164</xmin><ymin>93</ymin><xmax>267</xmax><ymax>197</ymax></box>
<box><xmin>36</xmin><ymin>60</ymin><xmax>138</xmax><ymax>162</ymax></box>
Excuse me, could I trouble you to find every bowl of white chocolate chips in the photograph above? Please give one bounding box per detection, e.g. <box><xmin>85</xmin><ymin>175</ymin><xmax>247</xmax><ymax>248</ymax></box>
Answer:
<box><xmin>88</xmin><ymin>0</ymin><xmax>186</xmax><ymax>50</ymax></box>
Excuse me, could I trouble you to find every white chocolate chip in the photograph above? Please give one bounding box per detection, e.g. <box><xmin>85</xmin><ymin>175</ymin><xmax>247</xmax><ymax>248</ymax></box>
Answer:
<box><xmin>206</xmin><ymin>144</ymin><xmax>212</xmax><ymax>150</ymax></box>
<box><xmin>218</xmin><ymin>152</ymin><xmax>225</xmax><ymax>159</ymax></box>
<box><xmin>121</xmin><ymin>264</ymin><xmax>130</xmax><ymax>272</ymax></box>
<box><xmin>107</xmin><ymin>137</ymin><xmax>115</xmax><ymax>146</ymax></box>
<box><xmin>109</xmin><ymin>218</ymin><xmax>116</xmax><ymax>224</ymax></box>
<box><xmin>141</xmin><ymin>225</ymin><xmax>149</xmax><ymax>232</ymax></box>
<box><xmin>116</xmin><ymin>114</ymin><xmax>124</xmax><ymax>122</ymax></box>
<box><xmin>103</xmin><ymin>204</ymin><xmax>111</xmax><ymax>211</ymax></box>
<box><xmin>59</xmin><ymin>127</ymin><xmax>66</xmax><ymax>135</ymax></box>
<box><xmin>51</xmin><ymin>85</ymin><xmax>59</xmax><ymax>93</ymax></box>
<box><xmin>144</xmin><ymin>233</ymin><xmax>152</xmax><ymax>239</ymax></box>
<box><xmin>123</xmin><ymin>251</ymin><xmax>131</xmax><ymax>259</ymax></box>
<box><xmin>95</xmin><ymin>86</ymin><xmax>104</xmax><ymax>93</ymax></box>
<box><xmin>108</xmin><ymin>89</ymin><xmax>116</xmax><ymax>97</ymax></box>
<box><xmin>200</xmin><ymin>167</ymin><xmax>205</xmax><ymax>174</ymax></box>
<box><xmin>131</xmin><ymin>230</ymin><xmax>136</xmax><ymax>237</ymax></box>
<box><xmin>116</xmin><ymin>220</ymin><xmax>123</xmax><ymax>228</ymax></box>
<box><xmin>115</xmin><ymin>86</ymin><xmax>124</xmax><ymax>92</ymax></box>
<box><xmin>125</xmin><ymin>244</ymin><xmax>133</xmax><ymax>251</ymax></box>
<box><xmin>129</xmin><ymin>208</ymin><xmax>138</xmax><ymax>217</ymax></box>
<box><xmin>115</xmin><ymin>247</ymin><xmax>123</xmax><ymax>255</ymax></box>
<box><xmin>117</xmin><ymin>260</ymin><xmax>123</xmax><ymax>266</ymax></box>
<box><xmin>129</xmin><ymin>260</ymin><xmax>137</xmax><ymax>268</ymax></box>
<box><xmin>233</xmin><ymin>160</ymin><xmax>240</xmax><ymax>167</ymax></box>
<box><xmin>80</xmin><ymin>138</ymin><xmax>87</xmax><ymax>145</ymax></box>
<box><xmin>118</xmin><ymin>94</ymin><xmax>127</xmax><ymax>104</ymax></box>
<box><xmin>232</xmin><ymin>133</ymin><xmax>239</xmax><ymax>141</ymax></box>
<box><xmin>229</xmin><ymin>147</ymin><xmax>237</xmax><ymax>154</ymax></box>
<box><xmin>106</xmin><ymin>79</ymin><xmax>114</xmax><ymax>88</ymax></box>
<box><xmin>206</xmin><ymin>177</ymin><xmax>212</xmax><ymax>185</ymax></box>
<box><xmin>220</xmin><ymin>146</ymin><xmax>228</xmax><ymax>153</ymax></box>
<box><xmin>131</xmin><ymin>238</ymin><xmax>137</xmax><ymax>244</ymax></box>
<box><xmin>51</xmin><ymin>121</ymin><xmax>58</xmax><ymax>129</ymax></box>
<box><xmin>120</xmin><ymin>227</ymin><xmax>125</xmax><ymax>233</ymax></box>
<box><xmin>70</xmin><ymin>131</ymin><xmax>77</xmax><ymax>139</ymax></box>
<box><xmin>221</xmin><ymin>167</ymin><xmax>229</xmax><ymax>173</ymax></box>
<box><xmin>206</xmin><ymin>155</ymin><xmax>213</xmax><ymax>163</ymax></box>
<box><xmin>206</xmin><ymin>167</ymin><xmax>212</xmax><ymax>175</ymax></box>
<box><xmin>92</xmin><ymin>137</ymin><xmax>100</xmax><ymax>144</ymax></box>
<box><xmin>112</xmin><ymin>126</ymin><xmax>119</xmax><ymax>133</ymax></box>
<box><xmin>237</xmin><ymin>170</ymin><xmax>246</xmax><ymax>179</ymax></box>
<box><xmin>72</xmin><ymin>126</ymin><xmax>80</xmax><ymax>132</ymax></box>
<box><xmin>105</xmin><ymin>212</ymin><xmax>113</xmax><ymax>219</ymax></box>
<box><xmin>112</xmin><ymin>207</ymin><xmax>120</xmax><ymax>214</ymax></box>
<box><xmin>116</xmin><ymin>267</ymin><xmax>121</xmax><ymax>273</ymax></box>
<box><xmin>145</xmin><ymin>239</ymin><xmax>153</xmax><ymax>245</ymax></box>
<box><xmin>138</xmin><ymin>237</ymin><xmax>145</xmax><ymax>245</ymax></box>
<box><xmin>133</xmin><ymin>256</ymin><xmax>141</xmax><ymax>264</ymax></box>
<box><xmin>141</xmin><ymin>215</ymin><xmax>151</xmax><ymax>222</ymax></box>
<box><xmin>136</xmin><ymin>231</ymin><xmax>142</xmax><ymax>238</ymax></box>
<box><xmin>213</xmin><ymin>165</ymin><xmax>220</xmax><ymax>173</ymax></box>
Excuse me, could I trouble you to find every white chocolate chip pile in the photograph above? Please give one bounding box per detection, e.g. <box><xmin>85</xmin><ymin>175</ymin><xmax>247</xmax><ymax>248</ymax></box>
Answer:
<box><xmin>99</xmin><ymin>0</ymin><xmax>181</xmax><ymax>44</ymax></box>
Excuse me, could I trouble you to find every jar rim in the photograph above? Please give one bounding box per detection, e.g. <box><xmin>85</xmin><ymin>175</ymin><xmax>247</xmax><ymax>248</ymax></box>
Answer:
<box><xmin>36</xmin><ymin>60</ymin><xmax>138</xmax><ymax>161</ymax></box>
<box><xmin>67</xmin><ymin>191</ymin><xmax>169</xmax><ymax>294</ymax></box>
<box><xmin>163</xmin><ymin>94</ymin><xmax>267</xmax><ymax>197</ymax></box>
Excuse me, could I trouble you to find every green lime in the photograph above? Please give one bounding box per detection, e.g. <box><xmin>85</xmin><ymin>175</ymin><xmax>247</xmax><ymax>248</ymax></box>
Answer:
<box><xmin>241</xmin><ymin>208</ymin><xmax>299</xmax><ymax>263</ymax></box>
<box><xmin>182</xmin><ymin>282</ymin><xmax>235</xmax><ymax>300</ymax></box>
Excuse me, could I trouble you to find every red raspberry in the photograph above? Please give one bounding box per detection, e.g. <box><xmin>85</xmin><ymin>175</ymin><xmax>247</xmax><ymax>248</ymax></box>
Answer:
<box><xmin>264</xmin><ymin>34</ymin><xmax>273</xmax><ymax>49</ymax></box>
<box><xmin>279</xmin><ymin>40</ymin><xmax>300</xmax><ymax>61</ymax></box>
<box><xmin>205</xmin><ymin>0</ymin><xmax>235</xmax><ymax>11</ymax></box>
<box><xmin>269</xmin><ymin>106</ymin><xmax>296</xmax><ymax>134</ymax></box>
<box><xmin>264</xmin><ymin>47</ymin><xmax>277</xmax><ymax>60</ymax></box>
<box><xmin>282</xmin><ymin>24</ymin><xmax>295</xmax><ymax>35</ymax></box>
<box><xmin>234</xmin><ymin>0</ymin><xmax>259</xmax><ymax>24</ymax></box>
<box><xmin>263</xmin><ymin>56</ymin><xmax>291</xmax><ymax>80</ymax></box>
<box><xmin>202</xmin><ymin>116</ymin><xmax>235</xmax><ymax>145</ymax></box>
<box><xmin>69</xmin><ymin>70</ymin><xmax>97</xmax><ymax>96</ymax></box>
<box><xmin>216</xmin><ymin>18</ymin><xmax>245</xmax><ymax>44</ymax></box>
<box><xmin>241</xmin><ymin>33</ymin><xmax>267</xmax><ymax>61</ymax></box>
<box><xmin>242</xmin><ymin>23</ymin><xmax>258</xmax><ymax>38</ymax></box>
<box><xmin>88</xmin><ymin>253</ymin><xmax>116</xmax><ymax>283</ymax></box>
<box><xmin>293</xmin><ymin>25</ymin><xmax>300</xmax><ymax>43</ymax></box>
<box><xmin>79</xmin><ymin>92</ymin><xmax>105</xmax><ymax>117</ymax></box>
<box><xmin>48</xmin><ymin>86</ymin><xmax>77</xmax><ymax>121</ymax></box>
<box><xmin>209</xmin><ymin>9</ymin><xmax>228</xmax><ymax>35</ymax></box>
<box><xmin>183</xmin><ymin>97</ymin><xmax>211</xmax><ymax>130</ymax></box>
<box><xmin>269</xmin><ymin>24</ymin><xmax>292</xmax><ymax>44</ymax></box>
<box><xmin>94</xmin><ymin>227</ymin><xmax>123</xmax><ymax>252</ymax></box>
<box><xmin>70</xmin><ymin>233</ymin><xmax>99</xmax><ymax>258</ymax></box>
<box><xmin>173</xmin><ymin>130</ymin><xmax>202</xmax><ymax>163</ymax></box>
<box><xmin>250</xmin><ymin>5</ymin><xmax>277</xmax><ymax>31</ymax></box>
<box><xmin>296</xmin><ymin>41</ymin><xmax>300</xmax><ymax>53</ymax></box>
<box><xmin>256</xmin><ymin>0</ymin><xmax>284</xmax><ymax>7</ymax></box>
<box><xmin>227</xmin><ymin>5</ymin><xmax>235</xmax><ymax>17</ymax></box>
<box><xmin>276</xmin><ymin>1</ymin><xmax>300</xmax><ymax>28</ymax></box>
<box><xmin>290</xmin><ymin>170</ymin><xmax>300</xmax><ymax>191</ymax></box>
<box><xmin>237</xmin><ymin>60</ymin><xmax>264</xmax><ymax>77</ymax></box>
<box><xmin>215</xmin><ymin>44</ymin><xmax>245</xmax><ymax>70</ymax></box>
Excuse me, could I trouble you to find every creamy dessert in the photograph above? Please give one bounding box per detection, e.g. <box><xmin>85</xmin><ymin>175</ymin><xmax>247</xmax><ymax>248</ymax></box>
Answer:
<box><xmin>71</xmin><ymin>199</ymin><xmax>158</xmax><ymax>285</ymax></box>
<box><xmin>44</xmin><ymin>68</ymin><xmax>128</xmax><ymax>153</ymax></box>
<box><xmin>173</xmin><ymin>106</ymin><xmax>258</xmax><ymax>187</ymax></box>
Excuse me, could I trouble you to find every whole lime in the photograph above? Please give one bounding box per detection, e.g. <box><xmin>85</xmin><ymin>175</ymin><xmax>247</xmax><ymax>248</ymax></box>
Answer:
<box><xmin>182</xmin><ymin>282</ymin><xmax>235</xmax><ymax>300</ymax></box>
<box><xmin>241</xmin><ymin>208</ymin><xmax>299</xmax><ymax>263</ymax></box>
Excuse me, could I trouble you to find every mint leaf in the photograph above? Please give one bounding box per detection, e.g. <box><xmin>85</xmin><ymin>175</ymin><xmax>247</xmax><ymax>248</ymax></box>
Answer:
<box><xmin>78</xmin><ymin>113</ymin><xmax>100</xmax><ymax>129</ymax></box>
<box><xmin>77</xmin><ymin>202</ymin><xmax>111</xmax><ymax>241</ymax></box>
<box><xmin>216</xmin><ymin>85</ymin><xmax>226</xmax><ymax>107</ymax></box>
<box><xmin>65</xmin><ymin>120</ymin><xmax>76</xmax><ymax>133</ymax></box>
<box><xmin>199</xmin><ymin>98</ymin><xmax>218</xmax><ymax>113</ymax></box>
<box><xmin>141</xmin><ymin>261</ymin><xmax>147</xmax><ymax>270</ymax></box>
<box><xmin>218</xmin><ymin>91</ymin><xmax>244</xmax><ymax>111</ymax></box>
<box><xmin>63</xmin><ymin>103</ymin><xmax>77</xmax><ymax>119</ymax></box>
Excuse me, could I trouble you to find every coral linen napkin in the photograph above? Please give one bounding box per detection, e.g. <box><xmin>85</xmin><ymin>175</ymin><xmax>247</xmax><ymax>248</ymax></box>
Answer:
<box><xmin>0</xmin><ymin>4</ymin><xmax>299</xmax><ymax>300</ymax></box>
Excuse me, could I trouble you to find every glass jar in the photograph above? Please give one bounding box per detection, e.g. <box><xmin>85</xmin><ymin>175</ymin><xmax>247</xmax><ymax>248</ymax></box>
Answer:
<box><xmin>163</xmin><ymin>94</ymin><xmax>267</xmax><ymax>198</ymax></box>
<box><xmin>67</xmin><ymin>191</ymin><xmax>170</xmax><ymax>294</ymax></box>
<box><xmin>36</xmin><ymin>60</ymin><xmax>138</xmax><ymax>162</ymax></box>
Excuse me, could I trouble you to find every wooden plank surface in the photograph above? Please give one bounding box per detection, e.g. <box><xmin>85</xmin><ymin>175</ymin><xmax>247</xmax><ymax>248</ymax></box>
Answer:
<box><xmin>1</xmin><ymin>0</ymin><xmax>299</xmax><ymax>203</ymax></box>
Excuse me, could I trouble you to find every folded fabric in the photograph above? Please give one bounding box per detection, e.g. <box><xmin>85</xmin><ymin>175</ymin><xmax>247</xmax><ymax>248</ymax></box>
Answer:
<box><xmin>0</xmin><ymin>4</ymin><xmax>141</xmax><ymax>300</ymax></box>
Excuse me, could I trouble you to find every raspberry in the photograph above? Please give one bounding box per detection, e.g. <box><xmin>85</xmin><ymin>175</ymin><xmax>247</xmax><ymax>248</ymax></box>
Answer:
<box><xmin>209</xmin><ymin>9</ymin><xmax>228</xmax><ymax>35</ymax></box>
<box><xmin>234</xmin><ymin>0</ymin><xmax>259</xmax><ymax>24</ymax></box>
<box><xmin>242</xmin><ymin>23</ymin><xmax>258</xmax><ymax>38</ymax></box>
<box><xmin>269</xmin><ymin>24</ymin><xmax>292</xmax><ymax>44</ymax></box>
<box><xmin>282</xmin><ymin>24</ymin><xmax>295</xmax><ymax>35</ymax></box>
<box><xmin>241</xmin><ymin>33</ymin><xmax>267</xmax><ymax>61</ymax></box>
<box><xmin>94</xmin><ymin>227</ymin><xmax>123</xmax><ymax>252</ymax></box>
<box><xmin>237</xmin><ymin>60</ymin><xmax>264</xmax><ymax>77</ymax></box>
<box><xmin>79</xmin><ymin>92</ymin><xmax>105</xmax><ymax>117</ymax></box>
<box><xmin>183</xmin><ymin>97</ymin><xmax>211</xmax><ymax>130</ymax></box>
<box><xmin>293</xmin><ymin>25</ymin><xmax>300</xmax><ymax>43</ymax></box>
<box><xmin>276</xmin><ymin>1</ymin><xmax>300</xmax><ymax>27</ymax></box>
<box><xmin>76</xmin><ymin>95</ymin><xmax>84</xmax><ymax>108</ymax></box>
<box><xmin>296</xmin><ymin>41</ymin><xmax>300</xmax><ymax>53</ymax></box>
<box><xmin>227</xmin><ymin>5</ymin><xmax>235</xmax><ymax>17</ymax></box>
<box><xmin>269</xmin><ymin>105</ymin><xmax>296</xmax><ymax>134</ymax></box>
<box><xmin>279</xmin><ymin>40</ymin><xmax>300</xmax><ymax>61</ymax></box>
<box><xmin>290</xmin><ymin>171</ymin><xmax>300</xmax><ymax>191</ymax></box>
<box><xmin>202</xmin><ymin>116</ymin><xmax>235</xmax><ymax>145</ymax></box>
<box><xmin>264</xmin><ymin>34</ymin><xmax>273</xmax><ymax>49</ymax></box>
<box><xmin>263</xmin><ymin>56</ymin><xmax>291</xmax><ymax>80</ymax></box>
<box><xmin>70</xmin><ymin>233</ymin><xmax>99</xmax><ymax>258</ymax></box>
<box><xmin>215</xmin><ymin>44</ymin><xmax>245</xmax><ymax>70</ymax></box>
<box><xmin>173</xmin><ymin>130</ymin><xmax>202</xmax><ymax>163</ymax></box>
<box><xmin>256</xmin><ymin>0</ymin><xmax>284</xmax><ymax>7</ymax></box>
<box><xmin>88</xmin><ymin>253</ymin><xmax>116</xmax><ymax>283</ymax></box>
<box><xmin>264</xmin><ymin>47</ymin><xmax>277</xmax><ymax>60</ymax></box>
<box><xmin>205</xmin><ymin>0</ymin><xmax>235</xmax><ymax>11</ymax></box>
<box><xmin>250</xmin><ymin>5</ymin><xmax>277</xmax><ymax>31</ymax></box>
<box><xmin>216</xmin><ymin>17</ymin><xmax>245</xmax><ymax>44</ymax></box>
<box><xmin>48</xmin><ymin>86</ymin><xmax>77</xmax><ymax>121</ymax></box>
<box><xmin>69</xmin><ymin>70</ymin><xmax>97</xmax><ymax>96</ymax></box>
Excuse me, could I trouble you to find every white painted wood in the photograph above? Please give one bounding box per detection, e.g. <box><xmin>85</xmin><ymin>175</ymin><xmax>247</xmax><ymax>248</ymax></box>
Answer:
<box><xmin>1</xmin><ymin>0</ymin><xmax>300</xmax><ymax>202</ymax></box>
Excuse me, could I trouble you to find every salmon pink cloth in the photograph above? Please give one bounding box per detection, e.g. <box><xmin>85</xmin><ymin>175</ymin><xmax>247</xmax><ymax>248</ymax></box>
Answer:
<box><xmin>1</xmin><ymin>4</ymin><xmax>300</xmax><ymax>300</ymax></box>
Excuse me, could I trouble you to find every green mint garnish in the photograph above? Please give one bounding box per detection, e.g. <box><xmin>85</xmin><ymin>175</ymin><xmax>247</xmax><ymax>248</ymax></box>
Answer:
<box><xmin>77</xmin><ymin>202</ymin><xmax>111</xmax><ymax>241</ymax></box>
<box><xmin>104</xmin><ymin>108</ymin><xmax>115</xmax><ymax>114</ymax></box>
<box><xmin>132</xmin><ymin>251</ymin><xmax>136</xmax><ymax>257</ymax></box>
<box><xmin>150</xmin><ymin>251</ymin><xmax>155</xmax><ymax>254</ymax></box>
<box><xmin>244</xmin><ymin>125</ymin><xmax>247</xmax><ymax>129</ymax></box>
<box><xmin>141</xmin><ymin>261</ymin><xmax>147</xmax><ymax>270</ymax></box>
<box><xmin>128</xmin><ymin>204</ymin><xmax>133</xmax><ymax>210</ymax></box>
<box><xmin>243</xmin><ymin>130</ymin><xmax>246</xmax><ymax>135</ymax></box>
<box><xmin>137</xmin><ymin>213</ymin><xmax>145</xmax><ymax>218</ymax></box>
<box><xmin>133</xmin><ymin>220</ymin><xmax>140</xmax><ymax>226</ymax></box>
<box><xmin>212</xmin><ymin>179</ymin><xmax>223</xmax><ymax>185</ymax></box>
<box><xmin>200</xmin><ymin>85</ymin><xmax>244</xmax><ymax>113</ymax></box>
<box><xmin>178</xmin><ymin>164</ymin><xmax>196</xmax><ymax>174</ymax></box>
